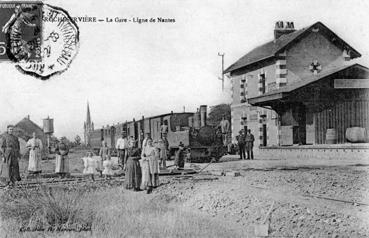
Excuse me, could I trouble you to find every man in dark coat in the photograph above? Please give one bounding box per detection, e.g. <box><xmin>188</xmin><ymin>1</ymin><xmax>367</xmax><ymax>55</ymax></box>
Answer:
<box><xmin>174</xmin><ymin>142</ymin><xmax>185</xmax><ymax>170</ymax></box>
<box><xmin>245</xmin><ymin>129</ymin><xmax>255</xmax><ymax>160</ymax></box>
<box><xmin>236</xmin><ymin>130</ymin><xmax>246</xmax><ymax>160</ymax></box>
<box><xmin>0</xmin><ymin>125</ymin><xmax>21</xmax><ymax>186</ymax></box>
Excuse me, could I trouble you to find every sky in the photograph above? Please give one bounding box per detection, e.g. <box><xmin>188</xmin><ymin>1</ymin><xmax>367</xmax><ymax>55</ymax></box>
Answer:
<box><xmin>1</xmin><ymin>0</ymin><xmax>369</xmax><ymax>139</ymax></box>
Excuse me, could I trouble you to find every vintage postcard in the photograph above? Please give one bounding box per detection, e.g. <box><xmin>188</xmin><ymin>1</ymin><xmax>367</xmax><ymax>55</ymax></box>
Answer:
<box><xmin>0</xmin><ymin>0</ymin><xmax>368</xmax><ymax>237</ymax></box>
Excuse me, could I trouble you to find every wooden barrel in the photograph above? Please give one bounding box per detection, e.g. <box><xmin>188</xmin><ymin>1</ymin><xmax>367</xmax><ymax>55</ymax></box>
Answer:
<box><xmin>326</xmin><ymin>128</ymin><xmax>337</xmax><ymax>144</ymax></box>
<box><xmin>345</xmin><ymin>127</ymin><xmax>367</xmax><ymax>143</ymax></box>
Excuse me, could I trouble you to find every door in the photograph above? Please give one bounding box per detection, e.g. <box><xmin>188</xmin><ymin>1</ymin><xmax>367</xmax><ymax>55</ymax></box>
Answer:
<box><xmin>262</xmin><ymin>124</ymin><xmax>267</xmax><ymax>146</ymax></box>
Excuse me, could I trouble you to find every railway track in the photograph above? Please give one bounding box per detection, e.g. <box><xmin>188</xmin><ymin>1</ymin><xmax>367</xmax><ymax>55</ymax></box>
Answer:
<box><xmin>0</xmin><ymin>168</ymin><xmax>200</xmax><ymax>190</ymax></box>
<box><xmin>0</xmin><ymin>176</ymin><xmax>126</xmax><ymax>190</ymax></box>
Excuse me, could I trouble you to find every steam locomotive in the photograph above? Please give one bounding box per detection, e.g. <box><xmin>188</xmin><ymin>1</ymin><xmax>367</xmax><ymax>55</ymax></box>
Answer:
<box><xmin>89</xmin><ymin>105</ymin><xmax>225</xmax><ymax>162</ymax></box>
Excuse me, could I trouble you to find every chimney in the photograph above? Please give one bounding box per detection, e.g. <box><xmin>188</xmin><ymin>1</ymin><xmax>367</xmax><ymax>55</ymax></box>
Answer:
<box><xmin>274</xmin><ymin>21</ymin><xmax>295</xmax><ymax>40</ymax></box>
<box><xmin>199</xmin><ymin>105</ymin><xmax>207</xmax><ymax>127</ymax></box>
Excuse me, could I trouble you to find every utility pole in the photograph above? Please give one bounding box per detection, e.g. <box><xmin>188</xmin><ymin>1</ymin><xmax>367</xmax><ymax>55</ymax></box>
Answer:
<box><xmin>218</xmin><ymin>52</ymin><xmax>225</xmax><ymax>91</ymax></box>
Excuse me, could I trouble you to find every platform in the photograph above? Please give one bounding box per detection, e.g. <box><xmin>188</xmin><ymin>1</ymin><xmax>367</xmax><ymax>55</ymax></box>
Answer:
<box><xmin>222</xmin><ymin>143</ymin><xmax>369</xmax><ymax>161</ymax></box>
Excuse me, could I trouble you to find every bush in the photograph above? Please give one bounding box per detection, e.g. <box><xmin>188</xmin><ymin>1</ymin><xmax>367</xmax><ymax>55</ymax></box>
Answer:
<box><xmin>1</xmin><ymin>186</ymin><xmax>244</xmax><ymax>237</ymax></box>
<box><xmin>0</xmin><ymin>186</ymin><xmax>95</xmax><ymax>232</ymax></box>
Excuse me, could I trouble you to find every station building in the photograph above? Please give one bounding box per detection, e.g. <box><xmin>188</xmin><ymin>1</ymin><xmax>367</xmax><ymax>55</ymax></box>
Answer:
<box><xmin>226</xmin><ymin>21</ymin><xmax>369</xmax><ymax>158</ymax></box>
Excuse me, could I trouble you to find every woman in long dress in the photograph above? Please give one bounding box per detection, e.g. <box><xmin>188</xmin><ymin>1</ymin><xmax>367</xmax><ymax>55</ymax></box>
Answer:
<box><xmin>55</xmin><ymin>139</ymin><xmax>69</xmax><ymax>178</ymax></box>
<box><xmin>125</xmin><ymin>147</ymin><xmax>141</xmax><ymax>191</ymax></box>
<box><xmin>140</xmin><ymin>138</ymin><xmax>159</xmax><ymax>193</ymax></box>
<box><xmin>26</xmin><ymin>132</ymin><xmax>43</xmax><ymax>174</ymax></box>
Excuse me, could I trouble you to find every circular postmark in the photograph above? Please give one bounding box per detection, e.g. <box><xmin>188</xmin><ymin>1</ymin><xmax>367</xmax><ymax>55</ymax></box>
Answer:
<box><xmin>11</xmin><ymin>4</ymin><xmax>79</xmax><ymax>80</ymax></box>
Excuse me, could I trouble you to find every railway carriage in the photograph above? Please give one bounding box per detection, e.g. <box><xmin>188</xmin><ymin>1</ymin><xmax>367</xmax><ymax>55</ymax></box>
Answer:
<box><xmin>89</xmin><ymin>105</ymin><xmax>225</xmax><ymax>162</ymax></box>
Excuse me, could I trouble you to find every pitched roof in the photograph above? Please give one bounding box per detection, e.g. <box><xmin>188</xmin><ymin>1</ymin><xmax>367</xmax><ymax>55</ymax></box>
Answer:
<box><xmin>14</xmin><ymin>116</ymin><xmax>45</xmax><ymax>141</ymax></box>
<box><xmin>225</xmin><ymin>22</ymin><xmax>361</xmax><ymax>74</ymax></box>
<box><xmin>248</xmin><ymin>63</ymin><xmax>369</xmax><ymax>105</ymax></box>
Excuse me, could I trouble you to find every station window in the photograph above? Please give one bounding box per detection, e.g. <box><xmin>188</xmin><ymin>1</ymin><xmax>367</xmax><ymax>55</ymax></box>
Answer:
<box><xmin>259</xmin><ymin>73</ymin><xmax>266</xmax><ymax>94</ymax></box>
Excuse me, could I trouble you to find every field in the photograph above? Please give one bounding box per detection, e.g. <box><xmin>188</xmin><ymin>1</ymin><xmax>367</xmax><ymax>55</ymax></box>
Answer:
<box><xmin>1</xmin><ymin>150</ymin><xmax>369</xmax><ymax>237</ymax></box>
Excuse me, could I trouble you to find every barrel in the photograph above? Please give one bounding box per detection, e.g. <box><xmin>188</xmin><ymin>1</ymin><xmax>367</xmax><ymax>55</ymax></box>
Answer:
<box><xmin>345</xmin><ymin>127</ymin><xmax>367</xmax><ymax>143</ymax></box>
<box><xmin>326</xmin><ymin>128</ymin><xmax>337</xmax><ymax>144</ymax></box>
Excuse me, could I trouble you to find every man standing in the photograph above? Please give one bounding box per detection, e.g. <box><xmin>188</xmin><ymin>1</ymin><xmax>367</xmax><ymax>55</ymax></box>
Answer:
<box><xmin>160</xmin><ymin>122</ymin><xmax>168</xmax><ymax>138</ymax></box>
<box><xmin>0</xmin><ymin>125</ymin><xmax>21</xmax><ymax>186</ymax></box>
<box><xmin>161</xmin><ymin>133</ymin><xmax>169</xmax><ymax>169</ymax></box>
<box><xmin>236</xmin><ymin>130</ymin><xmax>246</xmax><ymax>160</ymax></box>
<box><xmin>116</xmin><ymin>131</ymin><xmax>128</xmax><ymax>169</ymax></box>
<box><xmin>26</xmin><ymin>132</ymin><xmax>43</xmax><ymax>174</ymax></box>
<box><xmin>245</xmin><ymin>129</ymin><xmax>255</xmax><ymax>160</ymax></box>
<box><xmin>174</xmin><ymin>142</ymin><xmax>185</xmax><ymax>170</ymax></box>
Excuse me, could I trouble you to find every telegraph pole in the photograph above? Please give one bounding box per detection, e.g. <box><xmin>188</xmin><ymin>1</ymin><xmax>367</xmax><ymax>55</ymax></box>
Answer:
<box><xmin>218</xmin><ymin>52</ymin><xmax>225</xmax><ymax>91</ymax></box>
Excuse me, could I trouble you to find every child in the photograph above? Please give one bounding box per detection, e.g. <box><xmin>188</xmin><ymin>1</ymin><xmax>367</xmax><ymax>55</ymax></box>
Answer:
<box><xmin>81</xmin><ymin>151</ymin><xmax>96</xmax><ymax>181</ymax></box>
<box><xmin>102</xmin><ymin>156</ymin><xmax>114</xmax><ymax>180</ymax></box>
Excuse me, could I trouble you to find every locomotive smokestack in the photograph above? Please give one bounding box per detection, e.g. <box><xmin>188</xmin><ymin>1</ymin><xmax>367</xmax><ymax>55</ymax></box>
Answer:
<box><xmin>200</xmin><ymin>105</ymin><xmax>207</xmax><ymax>127</ymax></box>
<box><xmin>193</xmin><ymin>108</ymin><xmax>201</xmax><ymax>129</ymax></box>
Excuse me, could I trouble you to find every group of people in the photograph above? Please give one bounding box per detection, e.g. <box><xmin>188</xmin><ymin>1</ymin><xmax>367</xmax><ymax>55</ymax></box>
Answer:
<box><xmin>236</xmin><ymin>129</ymin><xmax>255</xmax><ymax>160</ymax></box>
<box><xmin>0</xmin><ymin>124</ymin><xmax>187</xmax><ymax>193</ymax></box>
<box><xmin>119</xmin><ymin>131</ymin><xmax>173</xmax><ymax>194</ymax></box>
<box><xmin>81</xmin><ymin>131</ymin><xmax>175</xmax><ymax>194</ymax></box>
<box><xmin>116</xmin><ymin>131</ymin><xmax>186</xmax><ymax>193</ymax></box>
<box><xmin>0</xmin><ymin>125</ymin><xmax>70</xmax><ymax>187</ymax></box>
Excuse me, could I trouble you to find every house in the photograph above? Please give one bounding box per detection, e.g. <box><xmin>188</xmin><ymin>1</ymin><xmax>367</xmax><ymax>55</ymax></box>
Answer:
<box><xmin>226</xmin><ymin>21</ymin><xmax>369</xmax><ymax>156</ymax></box>
<box><xmin>7</xmin><ymin>115</ymin><xmax>48</xmax><ymax>156</ymax></box>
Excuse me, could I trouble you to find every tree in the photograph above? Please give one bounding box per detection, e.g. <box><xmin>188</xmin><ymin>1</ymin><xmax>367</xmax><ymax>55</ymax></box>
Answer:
<box><xmin>74</xmin><ymin>135</ymin><xmax>81</xmax><ymax>145</ymax></box>
<box><xmin>49</xmin><ymin>135</ymin><xmax>59</xmax><ymax>146</ymax></box>
<box><xmin>59</xmin><ymin>136</ymin><xmax>71</xmax><ymax>146</ymax></box>
<box><xmin>207</xmin><ymin>104</ymin><xmax>231</xmax><ymax>127</ymax></box>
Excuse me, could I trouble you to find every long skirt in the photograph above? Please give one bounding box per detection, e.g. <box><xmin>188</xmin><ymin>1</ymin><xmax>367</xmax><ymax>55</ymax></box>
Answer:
<box><xmin>28</xmin><ymin>149</ymin><xmax>42</xmax><ymax>173</ymax></box>
<box><xmin>0</xmin><ymin>149</ymin><xmax>21</xmax><ymax>183</ymax></box>
<box><xmin>125</xmin><ymin>157</ymin><xmax>141</xmax><ymax>189</ymax></box>
<box><xmin>140</xmin><ymin>160</ymin><xmax>151</xmax><ymax>190</ymax></box>
<box><xmin>148</xmin><ymin>157</ymin><xmax>159</xmax><ymax>187</ymax></box>
<box><xmin>55</xmin><ymin>155</ymin><xmax>69</xmax><ymax>174</ymax></box>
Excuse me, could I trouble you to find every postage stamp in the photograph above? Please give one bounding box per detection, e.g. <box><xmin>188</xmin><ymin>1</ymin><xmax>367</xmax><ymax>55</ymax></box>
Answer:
<box><xmin>0</xmin><ymin>1</ymin><xmax>42</xmax><ymax>62</ymax></box>
<box><xmin>16</xmin><ymin>4</ymin><xmax>80</xmax><ymax>80</ymax></box>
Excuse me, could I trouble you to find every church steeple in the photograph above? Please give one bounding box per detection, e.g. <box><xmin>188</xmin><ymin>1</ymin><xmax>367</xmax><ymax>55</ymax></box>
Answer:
<box><xmin>84</xmin><ymin>102</ymin><xmax>93</xmax><ymax>146</ymax></box>
<box><xmin>86</xmin><ymin>102</ymin><xmax>91</xmax><ymax>125</ymax></box>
